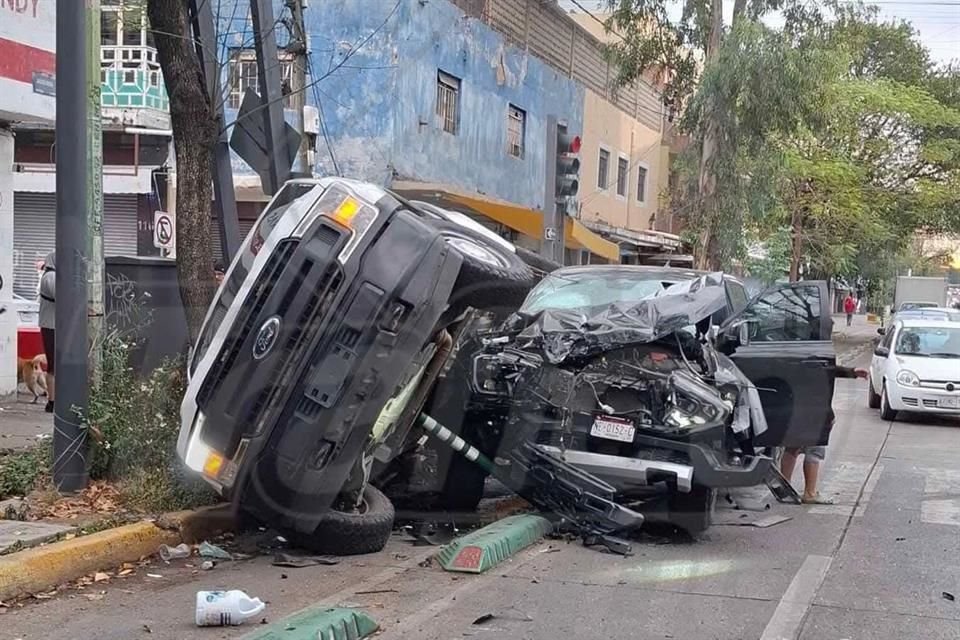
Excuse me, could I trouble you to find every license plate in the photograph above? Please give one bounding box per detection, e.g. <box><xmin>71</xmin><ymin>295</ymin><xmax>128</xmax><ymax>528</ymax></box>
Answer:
<box><xmin>939</xmin><ymin>397</ymin><xmax>959</xmax><ymax>409</ymax></box>
<box><xmin>590</xmin><ymin>416</ymin><xmax>635</xmax><ymax>443</ymax></box>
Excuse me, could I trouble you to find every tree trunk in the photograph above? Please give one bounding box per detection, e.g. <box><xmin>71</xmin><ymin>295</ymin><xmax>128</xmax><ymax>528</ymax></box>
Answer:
<box><xmin>789</xmin><ymin>206</ymin><xmax>803</xmax><ymax>282</ymax></box>
<box><xmin>147</xmin><ymin>0</ymin><xmax>218</xmax><ymax>343</ymax></box>
<box><xmin>695</xmin><ymin>0</ymin><xmax>724</xmax><ymax>271</ymax></box>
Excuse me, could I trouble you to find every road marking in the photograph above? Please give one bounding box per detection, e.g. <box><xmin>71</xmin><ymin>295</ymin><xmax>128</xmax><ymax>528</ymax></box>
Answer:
<box><xmin>760</xmin><ymin>555</ymin><xmax>833</xmax><ymax>640</ymax></box>
<box><xmin>809</xmin><ymin>462</ymin><xmax>883</xmax><ymax>518</ymax></box>
<box><xmin>919</xmin><ymin>467</ymin><xmax>960</xmax><ymax>527</ymax></box>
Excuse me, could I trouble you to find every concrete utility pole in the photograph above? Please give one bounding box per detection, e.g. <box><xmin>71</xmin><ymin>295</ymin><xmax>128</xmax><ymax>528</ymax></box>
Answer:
<box><xmin>189</xmin><ymin>0</ymin><xmax>241</xmax><ymax>262</ymax></box>
<box><xmin>86</xmin><ymin>0</ymin><xmax>104</xmax><ymax>382</ymax></box>
<box><xmin>55</xmin><ymin>0</ymin><xmax>91</xmax><ymax>492</ymax></box>
<box><xmin>286</xmin><ymin>0</ymin><xmax>311</xmax><ymax>174</ymax></box>
<box><xmin>250</xmin><ymin>0</ymin><xmax>294</xmax><ymax>194</ymax></box>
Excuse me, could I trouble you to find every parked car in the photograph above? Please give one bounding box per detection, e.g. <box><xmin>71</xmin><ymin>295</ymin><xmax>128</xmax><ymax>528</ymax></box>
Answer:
<box><xmin>885</xmin><ymin>307</ymin><xmax>960</xmax><ymax>323</ymax></box>
<box><xmin>430</xmin><ymin>266</ymin><xmax>838</xmax><ymax>533</ymax></box>
<box><xmin>868</xmin><ymin>317</ymin><xmax>960</xmax><ymax>420</ymax></box>
<box><xmin>178</xmin><ymin>177</ymin><xmax>538</xmax><ymax>555</ymax></box>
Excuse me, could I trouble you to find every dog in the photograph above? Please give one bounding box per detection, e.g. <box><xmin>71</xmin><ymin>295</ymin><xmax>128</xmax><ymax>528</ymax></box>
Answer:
<box><xmin>17</xmin><ymin>354</ymin><xmax>48</xmax><ymax>403</ymax></box>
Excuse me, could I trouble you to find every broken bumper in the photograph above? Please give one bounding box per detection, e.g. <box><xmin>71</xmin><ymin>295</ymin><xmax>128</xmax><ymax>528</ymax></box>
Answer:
<box><xmin>538</xmin><ymin>432</ymin><xmax>771</xmax><ymax>493</ymax></box>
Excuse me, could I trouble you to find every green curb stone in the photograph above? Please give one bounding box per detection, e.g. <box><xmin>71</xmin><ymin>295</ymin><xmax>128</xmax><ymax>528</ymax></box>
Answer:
<box><xmin>437</xmin><ymin>514</ymin><xmax>554</xmax><ymax>574</ymax></box>
<box><xmin>243</xmin><ymin>606</ymin><xmax>378</xmax><ymax>640</ymax></box>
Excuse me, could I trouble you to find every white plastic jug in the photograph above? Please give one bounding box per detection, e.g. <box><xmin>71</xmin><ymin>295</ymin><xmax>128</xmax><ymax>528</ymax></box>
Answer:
<box><xmin>195</xmin><ymin>590</ymin><xmax>266</xmax><ymax>627</ymax></box>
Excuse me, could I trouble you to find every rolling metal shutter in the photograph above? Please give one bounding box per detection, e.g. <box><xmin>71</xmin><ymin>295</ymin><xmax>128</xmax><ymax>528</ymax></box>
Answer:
<box><xmin>210</xmin><ymin>217</ymin><xmax>257</xmax><ymax>265</ymax></box>
<box><xmin>13</xmin><ymin>193</ymin><xmax>140</xmax><ymax>297</ymax></box>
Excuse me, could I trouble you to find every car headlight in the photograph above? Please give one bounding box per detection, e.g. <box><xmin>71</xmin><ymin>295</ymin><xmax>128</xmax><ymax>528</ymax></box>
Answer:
<box><xmin>183</xmin><ymin>414</ymin><xmax>236</xmax><ymax>486</ymax></box>
<box><xmin>896</xmin><ymin>369</ymin><xmax>920</xmax><ymax>387</ymax></box>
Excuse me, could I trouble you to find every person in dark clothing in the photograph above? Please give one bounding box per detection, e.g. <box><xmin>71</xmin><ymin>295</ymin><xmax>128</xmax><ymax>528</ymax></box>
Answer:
<box><xmin>780</xmin><ymin>364</ymin><xmax>867</xmax><ymax>504</ymax></box>
<box><xmin>38</xmin><ymin>252</ymin><xmax>56</xmax><ymax>413</ymax></box>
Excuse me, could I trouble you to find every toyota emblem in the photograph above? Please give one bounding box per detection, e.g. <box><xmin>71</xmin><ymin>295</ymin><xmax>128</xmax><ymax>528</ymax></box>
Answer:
<box><xmin>252</xmin><ymin>317</ymin><xmax>281</xmax><ymax>360</ymax></box>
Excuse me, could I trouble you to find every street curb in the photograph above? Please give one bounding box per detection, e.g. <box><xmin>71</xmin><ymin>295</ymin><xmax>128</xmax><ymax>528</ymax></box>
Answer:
<box><xmin>0</xmin><ymin>503</ymin><xmax>236</xmax><ymax>602</ymax></box>
<box><xmin>437</xmin><ymin>513</ymin><xmax>553</xmax><ymax>574</ymax></box>
<box><xmin>242</xmin><ymin>606</ymin><xmax>379</xmax><ymax>640</ymax></box>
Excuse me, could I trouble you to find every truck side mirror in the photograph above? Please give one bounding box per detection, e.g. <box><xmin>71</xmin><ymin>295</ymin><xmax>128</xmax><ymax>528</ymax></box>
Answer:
<box><xmin>877</xmin><ymin>327</ymin><xmax>885</xmax><ymax>336</ymax></box>
<box><xmin>874</xmin><ymin>345</ymin><xmax>889</xmax><ymax>357</ymax></box>
<box><xmin>738</xmin><ymin>321</ymin><xmax>751</xmax><ymax>347</ymax></box>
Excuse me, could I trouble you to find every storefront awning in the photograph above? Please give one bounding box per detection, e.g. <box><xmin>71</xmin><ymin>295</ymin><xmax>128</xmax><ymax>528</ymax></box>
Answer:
<box><xmin>391</xmin><ymin>181</ymin><xmax>620</xmax><ymax>262</ymax></box>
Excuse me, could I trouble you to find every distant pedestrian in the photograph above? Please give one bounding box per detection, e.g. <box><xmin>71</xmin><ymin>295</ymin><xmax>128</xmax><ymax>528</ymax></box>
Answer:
<box><xmin>38</xmin><ymin>252</ymin><xmax>56</xmax><ymax>414</ymax></box>
<box><xmin>780</xmin><ymin>364</ymin><xmax>868</xmax><ymax>504</ymax></box>
<box><xmin>843</xmin><ymin>293</ymin><xmax>856</xmax><ymax>327</ymax></box>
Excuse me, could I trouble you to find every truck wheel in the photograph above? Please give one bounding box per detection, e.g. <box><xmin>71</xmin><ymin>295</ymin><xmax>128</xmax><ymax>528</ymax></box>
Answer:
<box><xmin>430</xmin><ymin>220</ymin><xmax>537</xmax><ymax>312</ymax></box>
<box><xmin>292</xmin><ymin>485</ymin><xmax>395</xmax><ymax>556</ymax></box>
<box><xmin>867</xmin><ymin>375</ymin><xmax>881</xmax><ymax>409</ymax></box>
<box><xmin>668</xmin><ymin>486</ymin><xmax>716</xmax><ymax>535</ymax></box>
<box><xmin>515</xmin><ymin>246</ymin><xmax>561</xmax><ymax>275</ymax></box>
<box><xmin>880</xmin><ymin>384</ymin><xmax>898</xmax><ymax>422</ymax></box>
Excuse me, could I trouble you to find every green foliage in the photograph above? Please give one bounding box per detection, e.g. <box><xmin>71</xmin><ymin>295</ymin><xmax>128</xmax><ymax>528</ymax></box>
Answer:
<box><xmin>0</xmin><ymin>441</ymin><xmax>52</xmax><ymax>500</ymax></box>
<box><xmin>86</xmin><ymin>331</ymin><xmax>216</xmax><ymax>513</ymax></box>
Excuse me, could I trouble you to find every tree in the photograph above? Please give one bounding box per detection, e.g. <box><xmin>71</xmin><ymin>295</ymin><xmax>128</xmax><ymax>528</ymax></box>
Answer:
<box><xmin>604</xmin><ymin>0</ymin><xmax>816</xmax><ymax>268</ymax></box>
<box><xmin>147</xmin><ymin>0</ymin><xmax>218</xmax><ymax>342</ymax></box>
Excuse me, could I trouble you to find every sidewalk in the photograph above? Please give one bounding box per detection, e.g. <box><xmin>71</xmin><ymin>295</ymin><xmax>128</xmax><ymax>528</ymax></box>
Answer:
<box><xmin>0</xmin><ymin>399</ymin><xmax>52</xmax><ymax>452</ymax></box>
<box><xmin>832</xmin><ymin>312</ymin><xmax>880</xmax><ymax>345</ymax></box>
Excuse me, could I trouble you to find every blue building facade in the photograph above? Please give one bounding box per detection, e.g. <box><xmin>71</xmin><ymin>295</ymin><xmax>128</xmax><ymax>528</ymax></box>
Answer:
<box><xmin>221</xmin><ymin>0</ymin><xmax>584</xmax><ymax>213</ymax></box>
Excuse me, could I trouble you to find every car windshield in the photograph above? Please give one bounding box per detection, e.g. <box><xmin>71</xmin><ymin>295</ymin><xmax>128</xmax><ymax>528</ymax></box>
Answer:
<box><xmin>894</xmin><ymin>326</ymin><xmax>960</xmax><ymax>358</ymax></box>
<box><xmin>899</xmin><ymin>302</ymin><xmax>938</xmax><ymax>311</ymax></box>
<box><xmin>519</xmin><ymin>271</ymin><xmax>675</xmax><ymax>314</ymax></box>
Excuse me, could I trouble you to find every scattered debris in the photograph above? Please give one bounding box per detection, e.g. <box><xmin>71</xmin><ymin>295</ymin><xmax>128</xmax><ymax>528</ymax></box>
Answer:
<box><xmin>158</xmin><ymin>543</ymin><xmax>191</xmax><ymax>562</ymax></box>
<box><xmin>943</xmin><ymin>591</ymin><xmax>956</xmax><ymax>602</ymax></box>
<box><xmin>472</xmin><ymin>614</ymin><xmax>495</xmax><ymax>626</ymax></box>
<box><xmin>195</xmin><ymin>590</ymin><xmax>266</xmax><ymax>627</ymax></box>
<box><xmin>146</xmin><ymin>573</ymin><xmax>163</xmax><ymax>579</ymax></box>
<box><xmin>354</xmin><ymin>589</ymin><xmax>398</xmax><ymax>596</ymax></box>
<box><xmin>393</xmin><ymin>553</ymin><xmax>409</xmax><ymax>561</ymax></box>
<box><xmin>539</xmin><ymin>546</ymin><xmax>561</xmax><ymax>554</ymax></box>
<box><xmin>271</xmin><ymin>552</ymin><xmax>340</xmax><ymax>568</ymax></box>
<box><xmin>142</xmin><ymin>624</ymin><xmax>152</xmax><ymax>633</ymax></box>
<box><xmin>93</xmin><ymin>572</ymin><xmax>109</xmax><ymax>583</ymax></box>
<box><xmin>198</xmin><ymin>541</ymin><xmax>233</xmax><ymax>561</ymax></box>
<box><xmin>895</xmin><ymin>537</ymin><xmax>906</xmax><ymax>542</ymax></box>
<box><xmin>714</xmin><ymin>514</ymin><xmax>792</xmax><ymax>528</ymax></box>
<box><xmin>200</xmin><ymin>561</ymin><xmax>216</xmax><ymax>571</ymax></box>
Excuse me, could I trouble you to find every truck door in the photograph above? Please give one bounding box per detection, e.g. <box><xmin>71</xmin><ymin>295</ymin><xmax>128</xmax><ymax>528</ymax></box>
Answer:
<box><xmin>727</xmin><ymin>282</ymin><xmax>836</xmax><ymax>448</ymax></box>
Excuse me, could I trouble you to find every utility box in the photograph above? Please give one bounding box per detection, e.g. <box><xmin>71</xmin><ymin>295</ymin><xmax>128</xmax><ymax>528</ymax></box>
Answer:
<box><xmin>104</xmin><ymin>256</ymin><xmax>190</xmax><ymax>376</ymax></box>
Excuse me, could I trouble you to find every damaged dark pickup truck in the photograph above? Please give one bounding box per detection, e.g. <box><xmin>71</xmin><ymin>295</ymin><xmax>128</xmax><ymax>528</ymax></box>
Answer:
<box><xmin>179</xmin><ymin>177</ymin><xmax>839</xmax><ymax>554</ymax></box>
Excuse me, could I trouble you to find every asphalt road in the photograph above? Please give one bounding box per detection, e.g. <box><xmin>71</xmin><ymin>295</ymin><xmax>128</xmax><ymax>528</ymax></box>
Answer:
<box><xmin>5</xmin><ymin>349</ymin><xmax>960</xmax><ymax>640</ymax></box>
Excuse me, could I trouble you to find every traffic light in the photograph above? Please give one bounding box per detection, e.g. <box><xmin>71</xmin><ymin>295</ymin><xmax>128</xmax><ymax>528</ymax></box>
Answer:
<box><xmin>555</xmin><ymin>125</ymin><xmax>581</xmax><ymax>201</ymax></box>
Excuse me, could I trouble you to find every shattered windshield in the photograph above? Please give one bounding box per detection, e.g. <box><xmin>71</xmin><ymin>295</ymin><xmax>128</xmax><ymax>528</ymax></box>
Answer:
<box><xmin>520</xmin><ymin>271</ymin><xmax>669</xmax><ymax>314</ymax></box>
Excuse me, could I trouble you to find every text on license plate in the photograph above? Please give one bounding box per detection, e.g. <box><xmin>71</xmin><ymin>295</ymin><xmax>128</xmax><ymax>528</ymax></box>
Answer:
<box><xmin>590</xmin><ymin>416</ymin><xmax>635</xmax><ymax>443</ymax></box>
<box><xmin>939</xmin><ymin>397</ymin><xmax>959</xmax><ymax>409</ymax></box>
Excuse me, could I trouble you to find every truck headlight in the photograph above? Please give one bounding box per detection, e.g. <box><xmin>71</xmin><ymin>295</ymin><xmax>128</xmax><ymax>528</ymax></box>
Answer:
<box><xmin>896</xmin><ymin>369</ymin><xmax>920</xmax><ymax>387</ymax></box>
<box><xmin>183</xmin><ymin>414</ymin><xmax>235</xmax><ymax>485</ymax></box>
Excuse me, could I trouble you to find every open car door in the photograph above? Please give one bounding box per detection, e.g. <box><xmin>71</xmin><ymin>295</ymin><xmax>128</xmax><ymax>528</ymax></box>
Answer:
<box><xmin>725</xmin><ymin>281</ymin><xmax>835</xmax><ymax>448</ymax></box>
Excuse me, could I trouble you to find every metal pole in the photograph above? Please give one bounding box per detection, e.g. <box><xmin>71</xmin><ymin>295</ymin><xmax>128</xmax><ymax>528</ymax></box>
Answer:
<box><xmin>55</xmin><ymin>0</ymin><xmax>91</xmax><ymax>492</ymax></box>
<box><xmin>189</xmin><ymin>0</ymin><xmax>241</xmax><ymax>262</ymax></box>
<box><xmin>86</xmin><ymin>0</ymin><xmax>104</xmax><ymax>383</ymax></box>
<box><xmin>250</xmin><ymin>0</ymin><xmax>293</xmax><ymax>194</ymax></box>
<box><xmin>287</xmin><ymin>0</ymin><xmax>311</xmax><ymax>174</ymax></box>
<box><xmin>542</xmin><ymin>115</ymin><xmax>564</xmax><ymax>264</ymax></box>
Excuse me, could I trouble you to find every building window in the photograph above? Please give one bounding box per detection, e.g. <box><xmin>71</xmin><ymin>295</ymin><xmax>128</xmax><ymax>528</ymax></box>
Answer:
<box><xmin>436</xmin><ymin>71</ymin><xmax>461</xmax><ymax>135</ymax></box>
<box><xmin>637</xmin><ymin>165</ymin><xmax>648</xmax><ymax>203</ymax></box>
<box><xmin>506</xmin><ymin>104</ymin><xmax>525</xmax><ymax>158</ymax></box>
<box><xmin>227</xmin><ymin>51</ymin><xmax>295</xmax><ymax>110</ymax></box>
<box><xmin>598</xmin><ymin>148</ymin><xmax>610</xmax><ymax>190</ymax></box>
<box><xmin>617</xmin><ymin>156</ymin><xmax>629</xmax><ymax>197</ymax></box>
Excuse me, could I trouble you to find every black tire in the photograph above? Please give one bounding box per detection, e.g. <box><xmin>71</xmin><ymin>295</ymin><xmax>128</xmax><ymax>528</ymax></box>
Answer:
<box><xmin>292</xmin><ymin>485</ymin><xmax>395</xmax><ymax>556</ymax></box>
<box><xmin>667</xmin><ymin>486</ymin><xmax>717</xmax><ymax>535</ymax></box>
<box><xmin>880</xmin><ymin>384</ymin><xmax>898</xmax><ymax>422</ymax></box>
<box><xmin>515</xmin><ymin>246</ymin><xmax>562</xmax><ymax>275</ymax></box>
<box><xmin>867</xmin><ymin>375</ymin><xmax>881</xmax><ymax>409</ymax></box>
<box><xmin>430</xmin><ymin>220</ymin><xmax>537</xmax><ymax>312</ymax></box>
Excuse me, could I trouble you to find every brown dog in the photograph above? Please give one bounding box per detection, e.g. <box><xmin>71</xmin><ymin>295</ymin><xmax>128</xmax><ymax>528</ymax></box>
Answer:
<box><xmin>18</xmin><ymin>354</ymin><xmax>48</xmax><ymax>403</ymax></box>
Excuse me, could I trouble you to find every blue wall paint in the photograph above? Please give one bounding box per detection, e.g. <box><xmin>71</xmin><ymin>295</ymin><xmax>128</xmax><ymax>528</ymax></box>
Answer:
<box><xmin>303</xmin><ymin>0</ymin><xmax>583</xmax><ymax>211</ymax></box>
<box><xmin>217</xmin><ymin>0</ymin><xmax>583</xmax><ymax>211</ymax></box>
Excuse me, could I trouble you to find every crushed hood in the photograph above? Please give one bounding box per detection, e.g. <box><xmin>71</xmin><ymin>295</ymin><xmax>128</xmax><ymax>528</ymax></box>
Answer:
<box><xmin>513</xmin><ymin>273</ymin><xmax>729</xmax><ymax>364</ymax></box>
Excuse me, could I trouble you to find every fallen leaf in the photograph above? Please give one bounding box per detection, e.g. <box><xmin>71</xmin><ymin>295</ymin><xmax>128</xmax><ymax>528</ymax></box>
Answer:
<box><xmin>943</xmin><ymin>591</ymin><xmax>956</xmax><ymax>602</ymax></box>
<box><xmin>146</xmin><ymin>573</ymin><xmax>163</xmax><ymax>579</ymax></box>
<box><xmin>118</xmin><ymin>569</ymin><xmax>135</xmax><ymax>577</ymax></box>
<box><xmin>472</xmin><ymin>614</ymin><xmax>495</xmax><ymax>625</ymax></box>
<box><xmin>93</xmin><ymin>572</ymin><xmax>109</xmax><ymax>583</ymax></box>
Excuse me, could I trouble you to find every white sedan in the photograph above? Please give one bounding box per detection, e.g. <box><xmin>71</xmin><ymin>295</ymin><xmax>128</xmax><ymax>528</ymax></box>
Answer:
<box><xmin>868</xmin><ymin>318</ymin><xmax>960</xmax><ymax>420</ymax></box>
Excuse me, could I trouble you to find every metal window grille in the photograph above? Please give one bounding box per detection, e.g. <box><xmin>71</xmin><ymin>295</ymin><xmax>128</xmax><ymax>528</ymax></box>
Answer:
<box><xmin>436</xmin><ymin>71</ymin><xmax>461</xmax><ymax>134</ymax></box>
<box><xmin>228</xmin><ymin>54</ymin><xmax>294</xmax><ymax>110</ymax></box>
<box><xmin>506</xmin><ymin>105</ymin><xmax>525</xmax><ymax>157</ymax></box>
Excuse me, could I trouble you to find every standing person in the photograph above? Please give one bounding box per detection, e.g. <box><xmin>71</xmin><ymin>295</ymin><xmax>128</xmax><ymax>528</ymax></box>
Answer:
<box><xmin>843</xmin><ymin>292</ymin><xmax>856</xmax><ymax>327</ymax></box>
<box><xmin>780</xmin><ymin>364</ymin><xmax>868</xmax><ymax>504</ymax></box>
<box><xmin>38</xmin><ymin>252</ymin><xmax>56</xmax><ymax>414</ymax></box>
